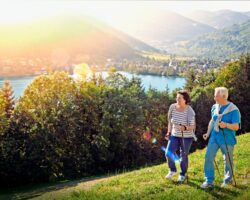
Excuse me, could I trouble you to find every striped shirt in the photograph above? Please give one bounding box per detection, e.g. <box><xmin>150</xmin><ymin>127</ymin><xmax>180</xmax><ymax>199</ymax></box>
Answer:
<box><xmin>170</xmin><ymin>106</ymin><xmax>195</xmax><ymax>138</ymax></box>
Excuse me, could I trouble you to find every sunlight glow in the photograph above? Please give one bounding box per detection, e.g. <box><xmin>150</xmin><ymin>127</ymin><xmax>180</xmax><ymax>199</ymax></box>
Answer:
<box><xmin>0</xmin><ymin>1</ymin><xmax>249</xmax><ymax>25</ymax></box>
<box><xmin>0</xmin><ymin>2</ymin><xmax>55</xmax><ymax>24</ymax></box>
<box><xmin>73</xmin><ymin>63</ymin><xmax>93</xmax><ymax>80</ymax></box>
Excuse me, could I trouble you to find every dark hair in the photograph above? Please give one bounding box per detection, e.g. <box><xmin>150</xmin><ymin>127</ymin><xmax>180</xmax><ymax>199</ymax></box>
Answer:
<box><xmin>177</xmin><ymin>90</ymin><xmax>191</xmax><ymax>104</ymax></box>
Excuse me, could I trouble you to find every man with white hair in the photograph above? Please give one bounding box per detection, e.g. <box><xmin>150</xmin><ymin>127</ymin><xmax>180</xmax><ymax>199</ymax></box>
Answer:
<box><xmin>201</xmin><ymin>87</ymin><xmax>241</xmax><ymax>189</ymax></box>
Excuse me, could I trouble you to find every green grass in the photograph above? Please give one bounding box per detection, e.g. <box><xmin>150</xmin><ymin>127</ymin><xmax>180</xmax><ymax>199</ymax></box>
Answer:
<box><xmin>1</xmin><ymin>133</ymin><xmax>250</xmax><ymax>200</ymax></box>
<box><xmin>141</xmin><ymin>52</ymin><xmax>194</xmax><ymax>62</ymax></box>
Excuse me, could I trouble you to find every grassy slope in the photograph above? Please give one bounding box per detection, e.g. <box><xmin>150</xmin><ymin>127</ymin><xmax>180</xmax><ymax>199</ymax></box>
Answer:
<box><xmin>1</xmin><ymin>133</ymin><xmax>250</xmax><ymax>200</ymax></box>
<box><xmin>141</xmin><ymin>52</ymin><xmax>194</xmax><ymax>62</ymax></box>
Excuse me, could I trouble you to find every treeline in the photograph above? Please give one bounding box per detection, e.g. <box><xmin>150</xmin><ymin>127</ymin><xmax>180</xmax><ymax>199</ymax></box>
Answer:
<box><xmin>0</xmin><ymin>54</ymin><xmax>249</xmax><ymax>188</ymax></box>
<box><xmin>0</xmin><ymin>72</ymin><xmax>173</xmax><ymax>187</ymax></box>
<box><xmin>114</xmin><ymin>58</ymin><xmax>219</xmax><ymax>77</ymax></box>
<box><xmin>186</xmin><ymin>53</ymin><xmax>250</xmax><ymax>149</ymax></box>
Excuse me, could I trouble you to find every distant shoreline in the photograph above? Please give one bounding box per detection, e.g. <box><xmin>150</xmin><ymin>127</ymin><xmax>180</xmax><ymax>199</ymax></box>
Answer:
<box><xmin>0</xmin><ymin>71</ymin><xmax>184</xmax><ymax>80</ymax></box>
<box><xmin>125</xmin><ymin>72</ymin><xmax>184</xmax><ymax>78</ymax></box>
<box><xmin>0</xmin><ymin>75</ymin><xmax>37</xmax><ymax>80</ymax></box>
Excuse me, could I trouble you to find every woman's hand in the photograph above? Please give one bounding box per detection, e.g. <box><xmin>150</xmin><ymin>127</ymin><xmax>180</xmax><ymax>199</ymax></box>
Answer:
<box><xmin>178</xmin><ymin>124</ymin><xmax>186</xmax><ymax>132</ymax></box>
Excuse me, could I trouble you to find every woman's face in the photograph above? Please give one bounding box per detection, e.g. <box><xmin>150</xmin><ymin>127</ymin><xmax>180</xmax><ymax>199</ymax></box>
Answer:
<box><xmin>176</xmin><ymin>93</ymin><xmax>186</xmax><ymax>106</ymax></box>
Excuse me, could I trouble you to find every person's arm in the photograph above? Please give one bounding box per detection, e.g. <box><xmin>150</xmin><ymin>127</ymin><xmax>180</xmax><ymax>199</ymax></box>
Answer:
<box><xmin>227</xmin><ymin>123</ymin><xmax>239</xmax><ymax>131</ymax></box>
<box><xmin>165</xmin><ymin>104</ymin><xmax>174</xmax><ymax>140</ymax></box>
<box><xmin>206</xmin><ymin>119</ymin><xmax>213</xmax><ymax>137</ymax></box>
<box><xmin>219</xmin><ymin>109</ymin><xmax>240</xmax><ymax>131</ymax></box>
<box><xmin>182</xmin><ymin>108</ymin><xmax>195</xmax><ymax>132</ymax></box>
<box><xmin>219</xmin><ymin>122</ymin><xmax>239</xmax><ymax>131</ymax></box>
<box><xmin>168</xmin><ymin>121</ymin><xmax>172</xmax><ymax>134</ymax></box>
<box><xmin>203</xmin><ymin>119</ymin><xmax>213</xmax><ymax>140</ymax></box>
<box><xmin>165</xmin><ymin>122</ymin><xmax>172</xmax><ymax>140</ymax></box>
<box><xmin>203</xmin><ymin>105</ymin><xmax>216</xmax><ymax>140</ymax></box>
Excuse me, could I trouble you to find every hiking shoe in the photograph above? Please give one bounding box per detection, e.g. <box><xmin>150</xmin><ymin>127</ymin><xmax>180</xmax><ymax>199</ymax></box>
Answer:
<box><xmin>201</xmin><ymin>182</ymin><xmax>213</xmax><ymax>189</ymax></box>
<box><xmin>165</xmin><ymin>171</ymin><xmax>176</xmax><ymax>180</ymax></box>
<box><xmin>221</xmin><ymin>180</ymin><xmax>233</xmax><ymax>188</ymax></box>
<box><xmin>177</xmin><ymin>175</ymin><xmax>186</xmax><ymax>183</ymax></box>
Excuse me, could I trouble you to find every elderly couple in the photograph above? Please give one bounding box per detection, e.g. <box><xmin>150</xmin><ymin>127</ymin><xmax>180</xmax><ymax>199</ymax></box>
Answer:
<box><xmin>164</xmin><ymin>87</ymin><xmax>241</xmax><ymax>188</ymax></box>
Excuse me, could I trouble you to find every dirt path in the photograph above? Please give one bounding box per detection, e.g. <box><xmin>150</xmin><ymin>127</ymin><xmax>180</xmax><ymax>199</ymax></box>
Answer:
<box><xmin>0</xmin><ymin>175</ymin><xmax>115</xmax><ymax>200</ymax></box>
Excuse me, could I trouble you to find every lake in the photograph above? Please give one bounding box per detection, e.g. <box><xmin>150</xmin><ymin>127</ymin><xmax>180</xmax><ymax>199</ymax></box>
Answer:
<box><xmin>0</xmin><ymin>71</ymin><xmax>186</xmax><ymax>98</ymax></box>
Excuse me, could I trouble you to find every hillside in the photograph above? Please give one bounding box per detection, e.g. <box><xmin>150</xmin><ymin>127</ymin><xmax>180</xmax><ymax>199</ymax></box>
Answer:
<box><xmin>109</xmin><ymin>8</ymin><xmax>215</xmax><ymax>48</ymax></box>
<box><xmin>186</xmin><ymin>10</ymin><xmax>250</xmax><ymax>29</ymax></box>
<box><xmin>0</xmin><ymin>15</ymin><xmax>157</xmax><ymax>63</ymax></box>
<box><xmin>245</xmin><ymin>11</ymin><xmax>250</xmax><ymax>17</ymax></box>
<box><xmin>170</xmin><ymin>20</ymin><xmax>250</xmax><ymax>60</ymax></box>
<box><xmin>1</xmin><ymin>133</ymin><xmax>249</xmax><ymax>200</ymax></box>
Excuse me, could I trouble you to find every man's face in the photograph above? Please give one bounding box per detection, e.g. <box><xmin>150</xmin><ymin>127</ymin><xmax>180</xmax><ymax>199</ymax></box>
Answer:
<box><xmin>214</xmin><ymin>91</ymin><xmax>223</xmax><ymax>104</ymax></box>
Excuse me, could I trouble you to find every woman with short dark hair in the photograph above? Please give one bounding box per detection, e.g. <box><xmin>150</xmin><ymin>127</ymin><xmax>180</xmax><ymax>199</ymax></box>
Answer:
<box><xmin>164</xmin><ymin>90</ymin><xmax>196</xmax><ymax>183</ymax></box>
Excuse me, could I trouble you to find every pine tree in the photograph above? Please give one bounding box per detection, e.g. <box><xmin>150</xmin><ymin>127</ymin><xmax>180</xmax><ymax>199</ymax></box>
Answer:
<box><xmin>185</xmin><ymin>69</ymin><xmax>196</xmax><ymax>92</ymax></box>
<box><xmin>1</xmin><ymin>80</ymin><xmax>15</xmax><ymax>118</ymax></box>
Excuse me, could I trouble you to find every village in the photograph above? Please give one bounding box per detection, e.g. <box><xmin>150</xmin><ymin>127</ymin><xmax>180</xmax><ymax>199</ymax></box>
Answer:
<box><xmin>0</xmin><ymin>55</ymin><xmax>227</xmax><ymax>77</ymax></box>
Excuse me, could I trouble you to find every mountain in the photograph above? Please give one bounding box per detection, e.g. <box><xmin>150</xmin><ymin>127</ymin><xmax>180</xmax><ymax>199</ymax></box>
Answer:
<box><xmin>86</xmin><ymin>16</ymin><xmax>159</xmax><ymax>54</ymax></box>
<box><xmin>107</xmin><ymin>9</ymin><xmax>216</xmax><ymax>48</ymax></box>
<box><xmin>245</xmin><ymin>11</ymin><xmax>250</xmax><ymax>17</ymax></box>
<box><xmin>186</xmin><ymin>9</ymin><xmax>250</xmax><ymax>29</ymax></box>
<box><xmin>170</xmin><ymin>20</ymin><xmax>250</xmax><ymax>60</ymax></box>
<box><xmin>0</xmin><ymin>15</ymin><xmax>157</xmax><ymax>64</ymax></box>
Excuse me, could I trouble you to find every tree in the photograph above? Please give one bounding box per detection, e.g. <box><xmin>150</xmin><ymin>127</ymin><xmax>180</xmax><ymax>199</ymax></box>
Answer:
<box><xmin>1</xmin><ymin>80</ymin><xmax>15</xmax><ymax>118</ymax></box>
<box><xmin>185</xmin><ymin>69</ymin><xmax>196</xmax><ymax>92</ymax></box>
<box><xmin>212</xmin><ymin>56</ymin><xmax>250</xmax><ymax>133</ymax></box>
<box><xmin>240</xmin><ymin>52</ymin><xmax>250</xmax><ymax>80</ymax></box>
<box><xmin>190</xmin><ymin>86</ymin><xmax>214</xmax><ymax>149</ymax></box>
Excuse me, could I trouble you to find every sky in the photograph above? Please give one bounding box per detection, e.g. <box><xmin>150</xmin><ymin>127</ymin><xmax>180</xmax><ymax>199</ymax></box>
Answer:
<box><xmin>0</xmin><ymin>1</ymin><xmax>249</xmax><ymax>25</ymax></box>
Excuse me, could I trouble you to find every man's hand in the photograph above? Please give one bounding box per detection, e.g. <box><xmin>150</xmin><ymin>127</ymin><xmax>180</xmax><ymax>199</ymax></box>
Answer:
<box><xmin>219</xmin><ymin>121</ymin><xmax>227</xmax><ymax>129</ymax></box>
<box><xmin>203</xmin><ymin>133</ymin><xmax>209</xmax><ymax>141</ymax></box>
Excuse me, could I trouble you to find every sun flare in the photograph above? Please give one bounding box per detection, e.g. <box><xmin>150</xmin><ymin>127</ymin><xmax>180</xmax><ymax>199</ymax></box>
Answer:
<box><xmin>1</xmin><ymin>1</ymin><xmax>249</xmax><ymax>26</ymax></box>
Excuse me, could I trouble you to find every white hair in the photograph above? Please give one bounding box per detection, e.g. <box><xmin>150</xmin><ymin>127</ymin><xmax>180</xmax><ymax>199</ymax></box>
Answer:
<box><xmin>215</xmin><ymin>87</ymin><xmax>229</xmax><ymax>99</ymax></box>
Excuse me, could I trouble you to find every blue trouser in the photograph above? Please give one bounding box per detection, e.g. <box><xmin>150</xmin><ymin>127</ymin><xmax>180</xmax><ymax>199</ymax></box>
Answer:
<box><xmin>204</xmin><ymin>139</ymin><xmax>234</xmax><ymax>184</ymax></box>
<box><xmin>165</xmin><ymin>136</ymin><xmax>193</xmax><ymax>176</ymax></box>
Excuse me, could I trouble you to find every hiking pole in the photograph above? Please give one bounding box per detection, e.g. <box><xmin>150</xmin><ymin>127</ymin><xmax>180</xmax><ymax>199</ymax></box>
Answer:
<box><xmin>180</xmin><ymin>124</ymin><xmax>188</xmax><ymax>183</ymax></box>
<box><xmin>220</xmin><ymin>125</ymin><xmax>237</xmax><ymax>187</ymax></box>
<box><xmin>214</xmin><ymin>159</ymin><xmax>221</xmax><ymax>178</ymax></box>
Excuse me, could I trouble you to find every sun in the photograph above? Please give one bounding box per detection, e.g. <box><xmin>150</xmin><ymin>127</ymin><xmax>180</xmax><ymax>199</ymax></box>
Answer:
<box><xmin>0</xmin><ymin>2</ymin><xmax>58</xmax><ymax>25</ymax></box>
